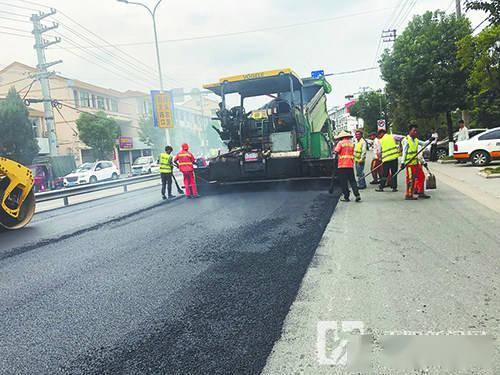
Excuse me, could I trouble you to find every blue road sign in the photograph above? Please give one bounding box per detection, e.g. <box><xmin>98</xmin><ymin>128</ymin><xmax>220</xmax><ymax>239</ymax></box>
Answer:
<box><xmin>311</xmin><ymin>70</ymin><xmax>325</xmax><ymax>78</ymax></box>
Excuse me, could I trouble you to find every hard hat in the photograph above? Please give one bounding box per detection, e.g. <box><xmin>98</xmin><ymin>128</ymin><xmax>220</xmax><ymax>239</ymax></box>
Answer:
<box><xmin>182</xmin><ymin>143</ymin><xmax>189</xmax><ymax>150</ymax></box>
<box><xmin>334</xmin><ymin>130</ymin><xmax>353</xmax><ymax>140</ymax></box>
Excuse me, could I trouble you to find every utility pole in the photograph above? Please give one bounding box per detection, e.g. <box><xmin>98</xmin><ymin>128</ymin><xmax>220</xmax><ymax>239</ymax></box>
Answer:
<box><xmin>456</xmin><ymin>0</ymin><xmax>462</xmax><ymax>17</ymax></box>
<box><xmin>31</xmin><ymin>8</ymin><xmax>62</xmax><ymax>157</ymax></box>
<box><xmin>382</xmin><ymin>29</ymin><xmax>397</xmax><ymax>44</ymax></box>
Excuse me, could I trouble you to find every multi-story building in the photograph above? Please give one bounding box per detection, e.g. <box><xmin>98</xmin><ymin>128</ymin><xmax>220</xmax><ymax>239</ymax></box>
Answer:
<box><xmin>329</xmin><ymin>100</ymin><xmax>364</xmax><ymax>135</ymax></box>
<box><xmin>0</xmin><ymin>62</ymin><xmax>223</xmax><ymax>173</ymax></box>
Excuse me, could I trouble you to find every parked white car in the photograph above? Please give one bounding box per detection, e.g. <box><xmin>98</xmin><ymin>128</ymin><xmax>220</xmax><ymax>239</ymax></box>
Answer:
<box><xmin>131</xmin><ymin>156</ymin><xmax>160</xmax><ymax>176</ymax></box>
<box><xmin>63</xmin><ymin>161</ymin><xmax>120</xmax><ymax>187</ymax></box>
<box><xmin>454</xmin><ymin>127</ymin><xmax>500</xmax><ymax>166</ymax></box>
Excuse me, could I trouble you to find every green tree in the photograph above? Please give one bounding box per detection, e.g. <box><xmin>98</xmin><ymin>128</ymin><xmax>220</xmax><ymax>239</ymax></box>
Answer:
<box><xmin>348</xmin><ymin>91</ymin><xmax>388</xmax><ymax>133</ymax></box>
<box><xmin>457</xmin><ymin>24</ymin><xmax>500</xmax><ymax>127</ymax></box>
<box><xmin>380</xmin><ymin>11</ymin><xmax>471</xmax><ymax>141</ymax></box>
<box><xmin>138</xmin><ymin>115</ymin><xmax>167</xmax><ymax>156</ymax></box>
<box><xmin>465</xmin><ymin>0</ymin><xmax>500</xmax><ymax>25</ymax></box>
<box><xmin>0</xmin><ymin>87</ymin><xmax>39</xmax><ymax>164</ymax></box>
<box><xmin>76</xmin><ymin>111</ymin><xmax>120</xmax><ymax>160</ymax></box>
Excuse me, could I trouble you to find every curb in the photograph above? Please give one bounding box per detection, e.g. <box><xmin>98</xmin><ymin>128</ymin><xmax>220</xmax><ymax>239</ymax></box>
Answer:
<box><xmin>478</xmin><ymin>171</ymin><xmax>500</xmax><ymax>179</ymax></box>
<box><xmin>437</xmin><ymin>159</ymin><xmax>457</xmax><ymax>164</ymax></box>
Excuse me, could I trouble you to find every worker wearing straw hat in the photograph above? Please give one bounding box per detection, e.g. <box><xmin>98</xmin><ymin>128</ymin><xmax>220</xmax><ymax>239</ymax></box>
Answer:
<box><xmin>334</xmin><ymin>131</ymin><xmax>361</xmax><ymax>202</ymax></box>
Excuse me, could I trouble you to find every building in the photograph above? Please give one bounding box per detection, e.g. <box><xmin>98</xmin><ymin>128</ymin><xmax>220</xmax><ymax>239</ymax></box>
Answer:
<box><xmin>0</xmin><ymin>62</ymin><xmax>223</xmax><ymax>173</ymax></box>
<box><xmin>329</xmin><ymin>100</ymin><xmax>363</xmax><ymax>135</ymax></box>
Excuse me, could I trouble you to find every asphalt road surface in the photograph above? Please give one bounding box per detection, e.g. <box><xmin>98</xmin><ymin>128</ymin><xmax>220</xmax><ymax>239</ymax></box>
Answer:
<box><xmin>0</xmin><ymin>183</ymin><xmax>337</xmax><ymax>374</ymax></box>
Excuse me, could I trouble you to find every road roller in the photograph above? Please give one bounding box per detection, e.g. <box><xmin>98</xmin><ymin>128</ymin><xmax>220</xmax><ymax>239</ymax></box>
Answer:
<box><xmin>0</xmin><ymin>157</ymin><xmax>36</xmax><ymax>230</ymax></box>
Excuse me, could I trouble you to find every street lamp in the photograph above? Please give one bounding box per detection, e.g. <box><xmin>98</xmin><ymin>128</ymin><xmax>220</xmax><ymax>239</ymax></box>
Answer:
<box><xmin>117</xmin><ymin>0</ymin><xmax>165</xmax><ymax>91</ymax></box>
<box><xmin>117</xmin><ymin>0</ymin><xmax>172</xmax><ymax>145</ymax></box>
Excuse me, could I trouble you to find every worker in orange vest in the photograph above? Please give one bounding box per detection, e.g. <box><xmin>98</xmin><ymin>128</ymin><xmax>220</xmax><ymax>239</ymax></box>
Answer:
<box><xmin>174</xmin><ymin>143</ymin><xmax>199</xmax><ymax>198</ymax></box>
<box><xmin>334</xmin><ymin>131</ymin><xmax>361</xmax><ymax>202</ymax></box>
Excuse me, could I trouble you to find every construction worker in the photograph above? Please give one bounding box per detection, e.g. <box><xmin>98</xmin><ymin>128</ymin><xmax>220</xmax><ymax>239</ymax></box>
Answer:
<box><xmin>334</xmin><ymin>130</ymin><xmax>361</xmax><ymax>202</ymax></box>
<box><xmin>401</xmin><ymin>125</ymin><xmax>431</xmax><ymax>200</ymax></box>
<box><xmin>369</xmin><ymin>132</ymin><xmax>382</xmax><ymax>185</ymax></box>
<box><xmin>174</xmin><ymin>143</ymin><xmax>199</xmax><ymax>199</ymax></box>
<box><xmin>159</xmin><ymin>146</ymin><xmax>175</xmax><ymax>200</ymax></box>
<box><xmin>354</xmin><ymin>130</ymin><xmax>367</xmax><ymax>189</ymax></box>
<box><xmin>375</xmin><ymin>128</ymin><xmax>400</xmax><ymax>192</ymax></box>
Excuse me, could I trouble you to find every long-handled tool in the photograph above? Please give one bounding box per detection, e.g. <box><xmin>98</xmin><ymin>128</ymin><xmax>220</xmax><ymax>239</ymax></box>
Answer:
<box><xmin>172</xmin><ymin>173</ymin><xmax>184</xmax><ymax>195</ymax></box>
<box><xmin>392</xmin><ymin>138</ymin><xmax>433</xmax><ymax>179</ymax></box>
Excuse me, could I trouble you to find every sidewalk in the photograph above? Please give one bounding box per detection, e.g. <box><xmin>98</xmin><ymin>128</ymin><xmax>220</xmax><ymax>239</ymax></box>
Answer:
<box><xmin>430</xmin><ymin>161</ymin><xmax>500</xmax><ymax>214</ymax></box>
<box><xmin>263</xmin><ymin>166</ymin><xmax>500</xmax><ymax>374</ymax></box>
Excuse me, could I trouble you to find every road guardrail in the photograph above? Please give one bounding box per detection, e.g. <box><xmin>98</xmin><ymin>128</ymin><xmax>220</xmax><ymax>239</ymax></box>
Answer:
<box><xmin>35</xmin><ymin>173</ymin><xmax>162</xmax><ymax>206</ymax></box>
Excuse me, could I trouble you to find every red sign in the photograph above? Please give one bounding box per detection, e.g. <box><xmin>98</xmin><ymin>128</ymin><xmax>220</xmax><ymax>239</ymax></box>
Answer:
<box><xmin>119</xmin><ymin>136</ymin><xmax>133</xmax><ymax>150</ymax></box>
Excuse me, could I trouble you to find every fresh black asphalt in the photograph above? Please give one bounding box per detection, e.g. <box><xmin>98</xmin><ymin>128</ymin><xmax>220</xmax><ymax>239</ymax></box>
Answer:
<box><xmin>0</xmin><ymin>183</ymin><xmax>338</xmax><ymax>374</ymax></box>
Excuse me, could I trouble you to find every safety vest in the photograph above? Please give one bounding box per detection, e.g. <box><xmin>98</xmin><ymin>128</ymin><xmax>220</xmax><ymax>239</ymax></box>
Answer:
<box><xmin>380</xmin><ymin>134</ymin><xmax>399</xmax><ymax>163</ymax></box>
<box><xmin>159</xmin><ymin>153</ymin><xmax>173</xmax><ymax>173</ymax></box>
<box><xmin>405</xmin><ymin>136</ymin><xmax>419</xmax><ymax>166</ymax></box>
<box><xmin>354</xmin><ymin>139</ymin><xmax>365</xmax><ymax>162</ymax></box>
<box><xmin>337</xmin><ymin>140</ymin><xmax>355</xmax><ymax>168</ymax></box>
<box><xmin>176</xmin><ymin>151</ymin><xmax>195</xmax><ymax>173</ymax></box>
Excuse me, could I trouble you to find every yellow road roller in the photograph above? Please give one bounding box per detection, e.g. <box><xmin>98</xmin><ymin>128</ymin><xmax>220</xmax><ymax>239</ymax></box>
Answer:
<box><xmin>0</xmin><ymin>157</ymin><xmax>36</xmax><ymax>230</ymax></box>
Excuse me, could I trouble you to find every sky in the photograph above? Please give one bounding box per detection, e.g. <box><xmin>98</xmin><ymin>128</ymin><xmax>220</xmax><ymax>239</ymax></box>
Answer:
<box><xmin>0</xmin><ymin>0</ymin><xmax>488</xmax><ymax>108</ymax></box>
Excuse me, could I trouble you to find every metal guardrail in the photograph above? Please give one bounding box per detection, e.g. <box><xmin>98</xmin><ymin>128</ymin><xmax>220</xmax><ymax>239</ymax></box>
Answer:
<box><xmin>35</xmin><ymin>173</ymin><xmax>162</xmax><ymax>206</ymax></box>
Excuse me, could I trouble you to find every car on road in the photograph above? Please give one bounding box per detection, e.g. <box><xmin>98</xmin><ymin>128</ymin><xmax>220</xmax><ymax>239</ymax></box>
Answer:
<box><xmin>131</xmin><ymin>156</ymin><xmax>160</xmax><ymax>176</ymax></box>
<box><xmin>63</xmin><ymin>161</ymin><xmax>119</xmax><ymax>187</ymax></box>
<box><xmin>424</xmin><ymin>128</ymin><xmax>487</xmax><ymax>160</ymax></box>
<box><xmin>454</xmin><ymin>127</ymin><xmax>500</xmax><ymax>166</ymax></box>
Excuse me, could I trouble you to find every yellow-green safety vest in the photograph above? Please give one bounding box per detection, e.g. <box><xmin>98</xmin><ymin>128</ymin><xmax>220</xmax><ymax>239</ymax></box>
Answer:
<box><xmin>405</xmin><ymin>136</ymin><xmax>419</xmax><ymax>165</ymax></box>
<box><xmin>380</xmin><ymin>134</ymin><xmax>399</xmax><ymax>163</ymax></box>
<box><xmin>159</xmin><ymin>153</ymin><xmax>173</xmax><ymax>173</ymax></box>
<box><xmin>354</xmin><ymin>139</ymin><xmax>366</xmax><ymax>162</ymax></box>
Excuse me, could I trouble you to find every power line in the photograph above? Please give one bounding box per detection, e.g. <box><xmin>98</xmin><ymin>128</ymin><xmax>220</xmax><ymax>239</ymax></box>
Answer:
<box><xmin>395</xmin><ymin>0</ymin><xmax>419</xmax><ymax>29</ymax></box>
<box><xmin>0</xmin><ymin>25</ymin><xmax>31</xmax><ymax>34</ymax></box>
<box><xmin>326</xmin><ymin>67</ymin><xmax>379</xmax><ymax>76</ymax></box>
<box><xmin>0</xmin><ymin>1</ymin><xmax>40</xmax><ymax>12</ymax></box>
<box><xmin>0</xmin><ymin>15</ymin><xmax>32</xmax><ymax>23</ymax></box>
<box><xmin>473</xmin><ymin>16</ymin><xmax>490</xmax><ymax>32</ymax></box>
<box><xmin>0</xmin><ymin>76</ymin><xmax>32</xmax><ymax>88</ymax></box>
<box><xmin>53</xmin><ymin>6</ymin><xmax>397</xmax><ymax>49</ymax></box>
<box><xmin>0</xmin><ymin>30</ymin><xmax>32</xmax><ymax>38</ymax></box>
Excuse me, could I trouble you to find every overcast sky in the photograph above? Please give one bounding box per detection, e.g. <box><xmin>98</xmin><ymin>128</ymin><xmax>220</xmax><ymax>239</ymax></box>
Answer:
<box><xmin>0</xmin><ymin>0</ymin><xmax>487</xmax><ymax>107</ymax></box>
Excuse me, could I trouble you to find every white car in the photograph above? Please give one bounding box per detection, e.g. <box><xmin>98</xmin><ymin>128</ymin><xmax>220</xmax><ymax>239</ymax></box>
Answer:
<box><xmin>131</xmin><ymin>156</ymin><xmax>160</xmax><ymax>176</ymax></box>
<box><xmin>454</xmin><ymin>127</ymin><xmax>500</xmax><ymax>166</ymax></box>
<box><xmin>63</xmin><ymin>161</ymin><xmax>119</xmax><ymax>187</ymax></box>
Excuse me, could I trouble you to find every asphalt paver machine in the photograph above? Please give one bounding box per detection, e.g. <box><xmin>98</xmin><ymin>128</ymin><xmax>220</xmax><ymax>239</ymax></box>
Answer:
<box><xmin>199</xmin><ymin>68</ymin><xmax>335</xmax><ymax>184</ymax></box>
<box><xmin>0</xmin><ymin>157</ymin><xmax>36</xmax><ymax>230</ymax></box>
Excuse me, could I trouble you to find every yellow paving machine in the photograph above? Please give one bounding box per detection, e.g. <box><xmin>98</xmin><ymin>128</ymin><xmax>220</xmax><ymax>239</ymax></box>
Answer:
<box><xmin>0</xmin><ymin>157</ymin><xmax>36</xmax><ymax>230</ymax></box>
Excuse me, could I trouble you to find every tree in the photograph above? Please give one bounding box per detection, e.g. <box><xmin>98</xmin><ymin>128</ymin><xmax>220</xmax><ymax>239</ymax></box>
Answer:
<box><xmin>465</xmin><ymin>0</ymin><xmax>500</xmax><ymax>25</ymax></box>
<box><xmin>76</xmin><ymin>111</ymin><xmax>120</xmax><ymax>160</ymax></box>
<box><xmin>348</xmin><ymin>91</ymin><xmax>388</xmax><ymax>134</ymax></box>
<box><xmin>380</xmin><ymin>11</ymin><xmax>471</xmax><ymax>143</ymax></box>
<box><xmin>0</xmin><ymin>88</ymin><xmax>39</xmax><ymax>164</ymax></box>
<box><xmin>457</xmin><ymin>24</ymin><xmax>500</xmax><ymax>127</ymax></box>
<box><xmin>138</xmin><ymin>116</ymin><xmax>167</xmax><ymax>156</ymax></box>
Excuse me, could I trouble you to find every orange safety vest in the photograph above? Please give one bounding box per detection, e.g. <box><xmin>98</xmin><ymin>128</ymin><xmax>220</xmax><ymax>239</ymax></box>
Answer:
<box><xmin>175</xmin><ymin>151</ymin><xmax>195</xmax><ymax>173</ymax></box>
<box><xmin>337</xmin><ymin>140</ymin><xmax>355</xmax><ymax>168</ymax></box>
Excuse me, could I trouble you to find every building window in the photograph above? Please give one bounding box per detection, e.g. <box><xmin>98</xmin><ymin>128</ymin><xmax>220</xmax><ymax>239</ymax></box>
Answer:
<box><xmin>91</xmin><ymin>94</ymin><xmax>96</xmax><ymax>108</ymax></box>
<box><xmin>110</xmin><ymin>99</ymin><xmax>118</xmax><ymax>112</ymax></box>
<box><xmin>105</xmin><ymin>98</ymin><xmax>110</xmax><ymax>111</ymax></box>
<box><xmin>73</xmin><ymin>90</ymin><xmax>79</xmax><ymax>107</ymax></box>
<box><xmin>97</xmin><ymin>96</ymin><xmax>105</xmax><ymax>110</ymax></box>
<box><xmin>31</xmin><ymin>118</ymin><xmax>40</xmax><ymax>137</ymax></box>
<box><xmin>80</xmin><ymin>91</ymin><xmax>90</xmax><ymax>107</ymax></box>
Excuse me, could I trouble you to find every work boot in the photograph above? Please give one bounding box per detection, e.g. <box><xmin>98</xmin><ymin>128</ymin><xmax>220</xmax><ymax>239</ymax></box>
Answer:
<box><xmin>186</xmin><ymin>196</ymin><xmax>193</xmax><ymax>199</ymax></box>
<box><xmin>162</xmin><ymin>195</ymin><xmax>167</xmax><ymax>200</ymax></box>
<box><xmin>375</xmin><ymin>188</ymin><xmax>384</xmax><ymax>192</ymax></box>
<box><xmin>405</xmin><ymin>196</ymin><xmax>418</xmax><ymax>200</ymax></box>
<box><xmin>340</xmin><ymin>197</ymin><xmax>350</xmax><ymax>202</ymax></box>
<box><xmin>418</xmin><ymin>193</ymin><xmax>431</xmax><ymax>199</ymax></box>
<box><xmin>370</xmin><ymin>180</ymin><xmax>379</xmax><ymax>185</ymax></box>
<box><xmin>391</xmin><ymin>188</ymin><xmax>398</xmax><ymax>192</ymax></box>
<box><xmin>168</xmin><ymin>195</ymin><xmax>175</xmax><ymax>199</ymax></box>
<box><xmin>355</xmin><ymin>196</ymin><xmax>361</xmax><ymax>202</ymax></box>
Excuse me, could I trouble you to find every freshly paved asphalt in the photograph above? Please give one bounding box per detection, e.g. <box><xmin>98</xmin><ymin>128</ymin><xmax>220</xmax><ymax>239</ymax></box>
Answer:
<box><xmin>0</xmin><ymin>182</ymin><xmax>337</xmax><ymax>374</ymax></box>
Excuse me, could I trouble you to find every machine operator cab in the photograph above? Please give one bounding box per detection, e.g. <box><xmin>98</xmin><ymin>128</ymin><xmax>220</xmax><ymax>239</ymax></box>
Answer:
<box><xmin>203</xmin><ymin>68</ymin><xmax>333</xmax><ymax>182</ymax></box>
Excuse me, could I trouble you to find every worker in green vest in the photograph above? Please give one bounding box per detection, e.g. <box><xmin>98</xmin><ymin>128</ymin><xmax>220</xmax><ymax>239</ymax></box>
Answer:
<box><xmin>375</xmin><ymin>129</ymin><xmax>400</xmax><ymax>192</ymax></box>
<box><xmin>401</xmin><ymin>125</ymin><xmax>431</xmax><ymax>200</ymax></box>
<box><xmin>159</xmin><ymin>146</ymin><xmax>174</xmax><ymax>200</ymax></box>
<box><xmin>354</xmin><ymin>130</ymin><xmax>367</xmax><ymax>189</ymax></box>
